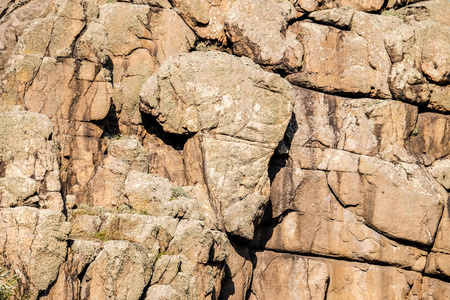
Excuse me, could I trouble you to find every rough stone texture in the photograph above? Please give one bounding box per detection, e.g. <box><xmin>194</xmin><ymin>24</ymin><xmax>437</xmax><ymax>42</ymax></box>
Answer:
<box><xmin>143</xmin><ymin>134</ymin><xmax>187</xmax><ymax>186</ymax></box>
<box><xmin>124</xmin><ymin>170</ymin><xmax>172</xmax><ymax>210</ymax></box>
<box><xmin>1</xmin><ymin>0</ymin><xmax>450</xmax><ymax>299</ymax></box>
<box><xmin>0</xmin><ymin>176</ymin><xmax>37</xmax><ymax>207</ymax></box>
<box><xmin>85</xmin><ymin>138</ymin><xmax>148</xmax><ymax>207</ymax></box>
<box><xmin>251</xmin><ymin>251</ymin><xmax>329</xmax><ymax>300</ymax></box>
<box><xmin>170</xmin><ymin>0</ymin><xmax>234</xmax><ymax>41</ymax></box>
<box><xmin>0</xmin><ymin>207</ymin><xmax>70</xmax><ymax>298</ymax></box>
<box><xmin>257</xmin><ymin>169</ymin><xmax>428</xmax><ymax>271</ymax></box>
<box><xmin>355</xmin><ymin>156</ymin><xmax>445</xmax><ymax>245</ymax></box>
<box><xmin>410</xmin><ymin>113</ymin><xmax>450</xmax><ymax>166</ymax></box>
<box><xmin>286</xmin><ymin>19</ymin><xmax>393</xmax><ymax>98</ymax></box>
<box><xmin>291</xmin><ymin>87</ymin><xmax>418</xmax><ymax>163</ymax></box>
<box><xmin>295</xmin><ymin>0</ymin><xmax>387</xmax><ymax>12</ymax></box>
<box><xmin>225</xmin><ymin>0</ymin><xmax>302</xmax><ymax>68</ymax></box>
<box><xmin>0</xmin><ymin>0</ymin><xmax>198</xmax><ymax>206</ymax></box>
<box><xmin>41</xmin><ymin>239</ymin><xmax>102</xmax><ymax>300</ymax></box>
<box><xmin>219</xmin><ymin>241</ymin><xmax>253</xmax><ymax>300</ymax></box>
<box><xmin>68</xmin><ymin>211</ymin><xmax>229</xmax><ymax>299</ymax></box>
<box><xmin>0</xmin><ymin>110</ymin><xmax>63</xmax><ymax>209</ymax></box>
<box><xmin>81</xmin><ymin>240</ymin><xmax>155</xmax><ymax>300</ymax></box>
<box><xmin>141</xmin><ymin>51</ymin><xmax>293</xmax><ymax>240</ymax></box>
<box><xmin>429</xmin><ymin>157</ymin><xmax>450</xmax><ymax>190</ymax></box>
<box><xmin>382</xmin><ymin>1</ymin><xmax>450</xmax><ymax>110</ymax></box>
<box><xmin>250</xmin><ymin>251</ymin><xmax>424</xmax><ymax>300</ymax></box>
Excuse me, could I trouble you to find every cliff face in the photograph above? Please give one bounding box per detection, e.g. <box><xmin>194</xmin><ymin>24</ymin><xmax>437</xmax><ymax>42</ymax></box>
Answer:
<box><xmin>0</xmin><ymin>0</ymin><xmax>449</xmax><ymax>299</ymax></box>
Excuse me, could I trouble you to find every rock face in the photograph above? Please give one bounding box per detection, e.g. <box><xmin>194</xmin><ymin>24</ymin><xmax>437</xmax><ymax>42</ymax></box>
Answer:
<box><xmin>141</xmin><ymin>51</ymin><xmax>293</xmax><ymax>240</ymax></box>
<box><xmin>0</xmin><ymin>207</ymin><xmax>70</xmax><ymax>298</ymax></box>
<box><xmin>0</xmin><ymin>110</ymin><xmax>63</xmax><ymax>210</ymax></box>
<box><xmin>1</xmin><ymin>0</ymin><xmax>450</xmax><ymax>299</ymax></box>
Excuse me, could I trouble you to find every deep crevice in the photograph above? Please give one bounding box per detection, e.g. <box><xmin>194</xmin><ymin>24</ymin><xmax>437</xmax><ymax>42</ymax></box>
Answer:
<box><xmin>268</xmin><ymin>111</ymin><xmax>297</xmax><ymax>184</ymax></box>
<box><xmin>249</xmin><ymin>247</ymin><xmax>423</xmax><ymax>274</ymax></box>
<box><xmin>98</xmin><ymin>102</ymin><xmax>120</xmax><ymax>138</ymax></box>
<box><xmin>141</xmin><ymin>112</ymin><xmax>193</xmax><ymax>151</ymax></box>
<box><xmin>417</xmin><ymin>103</ymin><xmax>450</xmax><ymax>116</ymax></box>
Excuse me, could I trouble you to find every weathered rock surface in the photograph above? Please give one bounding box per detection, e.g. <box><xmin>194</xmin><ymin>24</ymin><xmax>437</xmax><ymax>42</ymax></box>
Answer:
<box><xmin>1</xmin><ymin>0</ymin><xmax>450</xmax><ymax>299</ymax></box>
<box><xmin>0</xmin><ymin>0</ymin><xmax>198</xmax><ymax>206</ymax></box>
<box><xmin>41</xmin><ymin>239</ymin><xmax>102</xmax><ymax>300</ymax></box>
<box><xmin>68</xmin><ymin>211</ymin><xmax>229</xmax><ymax>299</ymax></box>
<box><xmin>0</xmin><ymin>207</ymin><xmax>70</xmax><ymax>298</ymax></box>
<box><xmin>251</xmin><ymin>251</ymin><xmax>329</xmax><ymax>300</ymax></box>
<box><xmin>250</xmin><ymin>251</ymin><xmax>428</xmax><ymax>300</ymax></box>
<box><xmin>170</xmin><ymin>0</ymin><xmax>233</xmax><ymax>41</ymax></box>
<box><xmin>0</xmin><ymin>110</ymin><xmax>63</xmax><ymax>209</ymax></box>
<box><xmin>257</xmin><ymin>169</ymin><xmax>429</xmax><ymax>271</ymax></box>
<box><xmin>291</xmin><ymin>87</ymin><xmax>418</xmax><ymax>162</ymax></box>
<box><xmin>141</xmin><ymin>51</ymin><xmax>293</xmax><ymax>240</ymax></box>
<box><xmin>225</xmin><ymin>0</ymin><xmax>302</xmax><ymax>68</ymax></box>
<box><xmin>85</xmin><ymin>138</ymin><xmax>149</xmax><ymax>207</ymax></box>
<box><xmin>286</xmin><ymin>18</ymin><xmax>394</xmax><ymax>98</ymax></box>
<box><xmin>410</xmin><ymin>112</ymin><xmax>450</xmax><ymax>166</ymax></box>
<box><xmin>81</xmin><ymin>240</ymin><xmax>155</xmax><ymax>300</ymax></box>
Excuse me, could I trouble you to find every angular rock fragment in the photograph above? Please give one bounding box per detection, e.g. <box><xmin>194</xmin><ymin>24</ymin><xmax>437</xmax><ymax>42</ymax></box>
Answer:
<box><xmin>0</xmin><ymin>208</ymin><xmax>70</xmax><ymax>297</ymax></box>
<box><xmin>170</xmin><ymin>0</ymin><xmax>234</xmax><ymax>41</ymax></box>
<box><xmin>0</xmin><ymin>110</ymin><xmax>63</xmax><ymax>209</ymax></box>
<box><xmin>85</xmin><ymin>138</ymin><xmax>148</xmax><ymax>207</ymax></box>
<box><xmin>140</xmin><ymin>51</ymin><xmax>293</xmax><ymax>240</ymax></box>
<box><xmin>42</xmin><ymin>240</ymin><xmax>102</xmax><ymax>300</ymax></box>
<box><xmin>81</xmin><ymin>240</ymin><xmax>155</xmax><ymax>300</ymax></box>
<box><xmin>225</xmin><ymin>0</ymin><xmax>301</xmax><ymax>67</ymax></box>
<box><xmin>429</xmin><ymin>158</ymin><xmax>450</xmax><ymax>190</ymax></box>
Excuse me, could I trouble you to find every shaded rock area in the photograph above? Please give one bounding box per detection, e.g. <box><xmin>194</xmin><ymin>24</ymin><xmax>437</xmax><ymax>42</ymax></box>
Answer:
<box><xmin>0</xmin><ymin>0</ymin><xmax>450</xmax><ymax>299</ymax></box>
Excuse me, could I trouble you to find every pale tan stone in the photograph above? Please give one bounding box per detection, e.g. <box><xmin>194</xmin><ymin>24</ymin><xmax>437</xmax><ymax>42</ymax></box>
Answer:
<box><xmin>170</xmin><ymin>0</ymin><xmax>234</xmax><ymax>40</ymax></box>
<box><xmin>86</xmin><ymin>138</ymin><xmax>148</xmax><ymax>207</ymax></box>
<box><xmin>251</xmin><ymin>251</ymin><xmax>329</xmax><ymax>300</ymax></box>
<box><xmin>286</xmin><ymin>21</ymin><xmax>392</xmax><ymax>98</ymax></box>
<box><xmin>355</xmin><ymin>156</ymin><xmax>445</xmax><ymax>245</ymax></box>
<box><xmin>141</xmin><ymin>51</ymin><xmax>293</xmax><ymax>240</ymax></box>
<box><xmin>225</xmin><ymin>0</ymin><xmax>299</xmax><ymax>66</ymax></box>
<box><xmin>410</xmin><ymin>113</ymin><xmax>450</xmax><ymax>166</ymax></box>
<box><xmin>291</xmin><ymin>87</ymin><xmax>418</xmax><ymax>163</ymax></box>
<box><xmin>0</xmin><ymin>208</ymin><xmax>70</xmax><ymax>297</ymax></box>
<box><xmin>0</xmin><ymin>177</ymin><xmax>37</xmax><ymax>207</ymax></box>
<box><xmin>258</xmin><ymin>170</ymin><xmax>428</xmax><ymax>271</ymax></box>
<box><xmin>42</xmin><ymin>240</ymin><xmax>102</xmax><ymax>300</ymax></box>
<box><xmin>428</xmin><ymin>159</ymin><xmax>450</xmax><ymax>193</ymax></box>
<box><xmin>81</xmin><ymin>240</ymin><xmax>155</xmax><ymax>300</ymax></box>
<box><xmin>421</xmin><ymin>276</ymin><xmax>450</xmax><ymax>299</ymax></box>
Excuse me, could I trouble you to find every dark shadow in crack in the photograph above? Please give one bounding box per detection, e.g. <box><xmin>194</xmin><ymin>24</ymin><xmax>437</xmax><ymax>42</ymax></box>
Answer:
<box><xmin>268</xmin><ymin>111</ymin><xmax>297</xmax><ymax>184</ymax></box>
<box><xmin>141</xmin><ymin>111</ymin><xmax>194</xmax><ymax>151</ymax></box>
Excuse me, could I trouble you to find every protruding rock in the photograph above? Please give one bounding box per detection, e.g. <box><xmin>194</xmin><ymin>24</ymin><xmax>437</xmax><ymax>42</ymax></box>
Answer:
<box><xmin>85</xmin><ymin>138</ymin><xmax>148</xmax><ymax>207</ymax></box>
<box><xmin>225</xmin><ymin>0</ymin><xmax>300</xmax><ymax>67</ymax></box>
<box><xmin>81</xmin><ymin>240</ymin><xmax>155</xmax><ymax>300</ymax></box>
<box><xmin>140</xmin><ymin>51</ymin><xmax>293</xmax><ymax>240</ymax></box>
<box><xmin>0</xmin><ymin>110</ymin><xmax>62</xmax><ymax>209</ymax></box>
<box><xmin>42</xmin><ymin>240</ymin><xmax>102</xmax><ymax>300</ymax></box>
<box><xmin>258</xmin><ymin>170</ymin><xmax>428</xmax><ymax>271</ymax></box>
